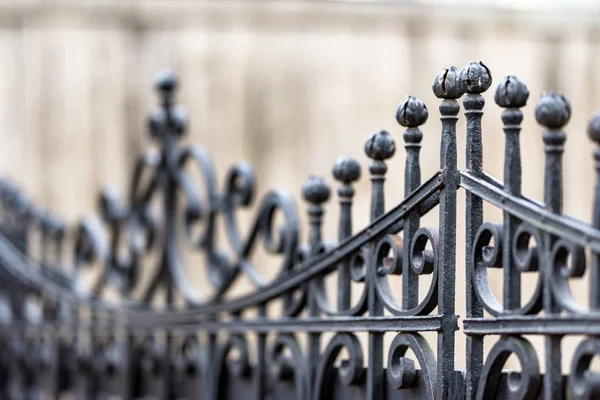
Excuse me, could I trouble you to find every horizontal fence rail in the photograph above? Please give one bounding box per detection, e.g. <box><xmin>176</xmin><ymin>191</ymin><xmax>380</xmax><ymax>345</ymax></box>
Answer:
<box><xmin>0</xmin><ymin>61</ymin><xmax>600</xmax><ymax>400</ymax></box>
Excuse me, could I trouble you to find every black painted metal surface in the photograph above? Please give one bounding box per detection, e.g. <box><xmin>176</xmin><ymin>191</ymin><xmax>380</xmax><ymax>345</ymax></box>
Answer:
<box><xmin>0</xmin><ymin>61</ymin><xmax>599</xmax><ymax>399</ymax></box>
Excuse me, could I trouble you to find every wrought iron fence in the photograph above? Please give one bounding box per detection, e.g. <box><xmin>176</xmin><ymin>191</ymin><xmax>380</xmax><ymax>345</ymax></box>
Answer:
<box><xmin>0</xmin><ymin>60</ymin><xmax>599</xmax><ymax>399</ymax></box>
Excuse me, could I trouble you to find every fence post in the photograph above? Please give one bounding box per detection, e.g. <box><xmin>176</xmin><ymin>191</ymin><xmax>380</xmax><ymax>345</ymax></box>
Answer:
<box><xmin>460</xmin><ymin>61</ymin><xmax>492</xmax><ymax>399</ymax></box>
<box><xmin>495</xmin><ymin>76</ymin><xmax>529</xmax><ymax>311</ymax></box>
<box><xmin>332</xmin><ymin>156</ymin><xmax>361</xmax><ymax>310</ymax></box>
<box><xmin>433</xmin><ymin>65</ymin><xmax>463</xmax><ymax>399</ymax></box>
<box><xmin>364</xmin><ymin>129</ymin><xmax>395</xmax><ymax>400</ymax></box>
<box><xmin>536</xmin><ymin>91</ymin><xmax>571</xmax><ymax>400</ymax></box>
<box><xmin>588</xmin><ymin>112</ymin><xmax>600</xmax><ymax>309</ymax></box>
<box><xmin>397</xmin><ymin>96</ymin><xmax>428</xmax><ymax>311</ymax></box>
<box><xmin>302</xmin><ymin>175</ymin><xmax>330</xmax><ymax>400</ymax></box>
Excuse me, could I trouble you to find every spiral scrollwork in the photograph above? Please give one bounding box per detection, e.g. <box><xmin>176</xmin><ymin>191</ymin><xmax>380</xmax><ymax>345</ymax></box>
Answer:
<box><xmin>267</xmin><ymin>334</ymin><xmax>307</xmax><ymax>399</ymax></box>
<box><xmin>387</xmin><ymin>333</ymin><xmax>436</xmax><ymax>398</ymax></box>
<box><xmin>550</xmin><ymin>238</ymin><xmax>588</xmax><ymax>313</ymax></box>
<box><xmin>476</xmin><ymin>336</ymin><xmax>541</xmax><ymax>400</ymax></box>
<box><xmin>313</xmin><ymin>246</ymin><xmax>370</xmax><ymax>316</ymax></box>
<box><xmin>472</xmin><ymin>221</ymin><xmax>543</xmax><ymax>316</ymax></box>
<box><xmin>213</xmin><ymin>334</ymin><xmax>251</xmax><ymax>399</ymax></box>
<box><xmin>512</xmin><ymin>223</ymin><xmax>541</xmax><ymax>273</ymax></box>
<box><xmin>174</xmin><ymin>142</ymin><xmax>301</xmax><ymax>302</ymax></box>
<box><xmin>72</xmin><ymin>174</ymin><xmax>158</xmax><ymax>297</ymax></box>
<box><xmin>569</xmin><ymin>337</ymin><xmax>600</xmax><ymax>399</ymax></box>
<box><xmin>179</xmin><ymin>335</ymin><xmax>200</xmax><ymax>377</ymax></box>
<box><xmin>313</xmin><ymin>333</ymin><xmax>365</xmax><ymax>400</ymax></box>
<box><xmin>375</xmin><ymin>227</ymin><xmax>439</xmax><ymax>316</ymax></box>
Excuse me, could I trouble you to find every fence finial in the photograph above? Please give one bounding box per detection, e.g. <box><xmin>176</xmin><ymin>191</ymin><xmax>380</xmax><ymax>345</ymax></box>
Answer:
<box><xmin>459</xmin><ymin>61</ymin><xmax>492</xmax><ymax>95</ymax></box>
<box><xmin>155</xmin><ymin>69</ymin><xmax>178</xmax><ymax>105</ymax></box>
<box><xmin>536</xmin><ymin>92</ymin><xmax>570</xmax><ymax>214</ymax></box>
<box><xmin>397</xmin><ymin>96</ymin><xmax>427</xmax><ymax>194</ymax></box>
<box><xmin>495</xmin><ymin>75</ymin><xmax>529</xmax><ymax>311</ymax></box>
<box><xmin>150</xmin><ymin>70</ymin><xmax>187</xmax><ymax>139</ymax></box>
<box><xmin>332</xmin><ymin>156</ymin><xmax>360</xmax><ymax>309</ymax></box>
<box><xmin>332</xmin><ymin>156</ymin><xmax>360</xmax><ymax>241</ymax></box>
<box><xmin>432</xmin><ymin>66</ymin><xmax>463</xmax><ymax>100</ymax></box>
<box><xmin>365</xmin><ymin>130</ymin><xmax>395</xmax><ymax>222</ymax></box>
<box><xmin>302</xmin><ymin>175</ymin><xmax>330</xmax><ymax>252</ymax></box>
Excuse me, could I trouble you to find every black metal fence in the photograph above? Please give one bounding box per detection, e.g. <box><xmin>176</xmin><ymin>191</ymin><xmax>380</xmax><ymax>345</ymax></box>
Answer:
<box><xmin>0</xmin><ymin>60</ymin><xmax>599</xmax><ymax>400</ymax></box>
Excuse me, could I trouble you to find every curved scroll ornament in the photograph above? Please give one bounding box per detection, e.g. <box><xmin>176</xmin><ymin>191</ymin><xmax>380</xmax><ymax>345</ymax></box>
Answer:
<box><xmin>213</xmin><ymin>334</ymin><xmax>251</xmax><ymax>399</ymax></box>
<box><xmin>180</xmin><ymin>146</ymin><xmax>300</xmax><ymax>299</ymax></box>
<box><xmin>476</xmin><ymin>336</ymin><xmax>541</xmax><ymax>400</ymax></box>
<box><xmin>550</xmin><ymin>239</ymin><xmax>588</xmax><ymax>313</ymax></box>
<box><xmin>387</xmin><ymin>333</ymin><xmax>436</xmax><ymax>398</ymax></box>
<box><xmin>178</xmin><ymin>335</ymin><xmax>200</xmax><ymax>377</ymax></box>
<box><xmin>72</xmin><ymin>70</ymin><xmax>303</xmax><ymax>307</ymax></box>
<box><xmin>313</xmin><ymin>333</ymin><xmax>365</xmax><ymax>399</ymax></box>
<box><xmin>72</xmin><ymin>152</ymin><xmax>159</xmax><ymax>298</ymax></box>
<box><xmin>374</xmin><ymin>227</ymin><xmax>439</xmax><ymax>315</ymax></box>
<box><xmin>472</xmin><ymin>222</ymin><xmax>543</xmax><ymax>316</ymax></box>
<box><xmin>267</xmin><ymin>334</ymin><xmax>307</xmax><ymax>399</ymax></box>
<box><xmin>313</xmin><ymin>246</ymin><xmax>369</xmax><ymax>316</ymax></box>
<box><xmin>570</xmin><ymin>337</ymin><xmax>600</xmax><ymax>399</ymax></box>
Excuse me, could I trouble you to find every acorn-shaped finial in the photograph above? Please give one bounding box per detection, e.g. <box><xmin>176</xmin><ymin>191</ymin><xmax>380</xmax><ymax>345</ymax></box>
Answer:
<box><xmin>535</xmin><ymin>92</ymin><xmax>571</xmax><ymax>129</ymax></box>
<box><xmin>364</xmin><ymin>130</ymin><xmax>396</xmax><ymax>161</ymax></box>
<box><xmin>302</xmin><ymin>176</ymin><xmax>331</xmax><ymax>205</ymax></box>
<box><xmin>459</xmin><ymin>61</ymin><xmax>492</xmax><ymax>94</ymax></box>
<box><xmin>494</xmin><ymin>76</ymin><xmax>529</xmax><ymax>108</ymax></box>
<box><xmin>588</xmin><ymin>111</ymin><xmax>600</xmax><ymax>145</ymax></box>
<box><xmin>154</xmin><ymin>69</ymin><xmax>178</xmax><ymax>95</ymax></box>
<box><xmin>432</xmin><ymin>66</ymin><xmax>464</xmax><ymax>99</ymax></box>
<box><xmin>332</xmin><ymin>156</ymin><xmax>361</xmax><ymax>184</ymax></box>
<box><xmin>396</xmin><ymin>96</ymin><xmax>428</xmax><ymax>128</ymax></box>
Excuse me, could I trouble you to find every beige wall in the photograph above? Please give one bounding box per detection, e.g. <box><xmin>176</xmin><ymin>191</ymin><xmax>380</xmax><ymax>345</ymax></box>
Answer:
<box><xmin>2</xmin><ymin>0</ymin><xmax>600</xmax><ymax>372</ymax></box>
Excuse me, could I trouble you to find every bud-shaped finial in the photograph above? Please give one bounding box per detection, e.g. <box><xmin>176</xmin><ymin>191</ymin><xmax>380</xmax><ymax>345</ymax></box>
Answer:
<box><xmin>364</xmin><ymin>130</ymin><xmax>396</xmax><ymax>161</ymax></box>
<box><xmin>535</xmin><ymin>92</ymin><xmax>571</xmax><ymax>130</ymax></box>
<box><xmin>459</xmin><ymin>61</ymin><xmax>492</xmax><ymax>94</ymax></box>
<box><xmin>588</xmin><ymin>111</ymin><xmax>600</xmax><ymax>145</ymax></box>
<box><xmin>494</xmin><ymin>76</ymin><xmax>529</xmax><ymax>108</ymax></box>
<box><xmin>302</xmin><ymin>176</ymin><xmax>331</xmax><ymax>205</ymax></box>
<box><xmin>332</xmin><ymin>156</ymin><xmax>361</xmax><ymax>185</ymax></box>
<box><xmin>396</xmin><ymin>96</ymin><xmax>428</xmax><ymax>128</ymax></box>
<box><xmin>432</xmin><ymin>66</ymin><xmax>464</xmax><ymax>99</ymax></box>
<box><xmin>154</xmin><ymin>69</ymin><xmax>178</xmax><ymax>97</ymax></box>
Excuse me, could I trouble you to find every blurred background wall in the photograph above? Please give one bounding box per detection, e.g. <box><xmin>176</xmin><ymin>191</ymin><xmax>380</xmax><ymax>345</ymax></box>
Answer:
<box><xmin>1</xmin><ymin>0</ymin><xmax>600</xmax><ymax>372</ymax></box>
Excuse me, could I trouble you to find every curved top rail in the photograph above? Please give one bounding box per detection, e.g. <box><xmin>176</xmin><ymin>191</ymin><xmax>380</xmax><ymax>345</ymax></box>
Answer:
<box><xmin>0</xmin><ymin>171</ymin><xmax>442</xmax><ymax>326</ymax></box>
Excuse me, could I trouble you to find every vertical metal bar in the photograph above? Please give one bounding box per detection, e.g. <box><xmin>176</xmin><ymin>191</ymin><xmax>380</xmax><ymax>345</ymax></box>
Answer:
<box><xmin>495</xmin><ymin>76</ymin><xmax>529</xmax><ymax>311</ymax></box>
<box><xmin>302</xmin><ymin>175</ymin><xmax>330</xmax><ymax>400</ymax></box>
<box><xmin>536</xmin><ymin>92</ymin><xmax>571</xmax><ymax>400</ymax></box>
<box><xmin>457</xmin><ymin>61</ymin><xmax>492</xmax><ymax>399</ymax></box>
<box><xmin>207</xmin><ymin>326</ymin><xmax>217</xmax><ymax>400</ymax></box>
<box><xmin>433</xmin><ymin>65</ymin><xmax>464</xmax><ymax>400</ymax></box>
<box><xmin>332</xmin><ymin>156</ymin><xmax>361</xmax><ymax>311</ymax></box>
<box><xmin>155</xmin><ymin>69</ymin><xmax>183</xmax><ymax>400</ymax></box>
<box><xmin>588</xmin><ymin>111</ymin><xmax>600</xmax><ymax>309</ymax></box>
<box><xmin>397</xmin><ymin>96</ymin><xmax>428</xmax><ymax>311</ymax></box>
<box><xmin>364</xmin><ymin>130</ymin><xmax>395</xmax><ymax>400</ymax></box>
<box><xmin>255</xmin><ymin>304</ymin><xmax>267</xmax><ymax>399</ymax></box>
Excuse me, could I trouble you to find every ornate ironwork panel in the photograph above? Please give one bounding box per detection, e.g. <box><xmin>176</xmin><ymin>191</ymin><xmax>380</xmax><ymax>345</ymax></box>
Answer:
<box><xmin>0</xmin><ymin>61</ymin><xmax>599</xmax><ymax>399</ymax></box>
